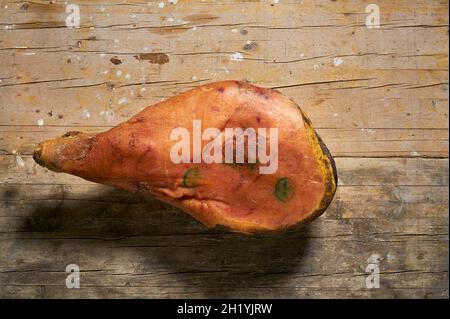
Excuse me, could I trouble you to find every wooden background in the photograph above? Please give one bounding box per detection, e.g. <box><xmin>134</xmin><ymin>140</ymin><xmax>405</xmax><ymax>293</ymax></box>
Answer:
<box><xmin>0</xmin><ymin>0</ymin><xmax>448</xmax><ymax>298</ymax></box>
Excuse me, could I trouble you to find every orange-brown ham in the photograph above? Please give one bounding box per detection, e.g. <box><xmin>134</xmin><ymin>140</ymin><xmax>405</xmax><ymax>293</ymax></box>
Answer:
<box><xmin>33</xmin><ymin>81</ymin><xmax>337</xmax><ymax>234</ymax></box>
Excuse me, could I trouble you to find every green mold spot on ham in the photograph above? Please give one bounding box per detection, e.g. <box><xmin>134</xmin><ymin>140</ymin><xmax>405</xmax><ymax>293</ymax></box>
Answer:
<box><xmin>274</xmin><ymin>177</ymin><xmax>293</xmax><ymax>202</ymax></box>
<box><xmin>183</xmin><ymin>167</ymin><xmax>200</xmax><ymax>188</ymax></box>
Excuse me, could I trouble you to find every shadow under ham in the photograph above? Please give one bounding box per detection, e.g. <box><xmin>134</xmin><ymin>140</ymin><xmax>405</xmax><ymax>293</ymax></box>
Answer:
<box><xmin>15</xmin><ymin>185</ymin><xmax>311</xmax><ymax>298</ymax></box>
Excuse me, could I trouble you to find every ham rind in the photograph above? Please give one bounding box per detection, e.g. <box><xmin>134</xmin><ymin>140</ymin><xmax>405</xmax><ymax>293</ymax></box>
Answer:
<box><xmin>33</xmin><ymin>81</ymin><xmax>337</xmax><ymax>234</ymax></box>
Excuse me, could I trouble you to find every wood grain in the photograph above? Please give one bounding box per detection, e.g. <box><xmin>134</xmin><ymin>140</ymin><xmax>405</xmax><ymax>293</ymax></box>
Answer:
<box><xmin>0</xmin><ymin>0</ymin><xmax>448</xmax><ymax>298</ymax></box>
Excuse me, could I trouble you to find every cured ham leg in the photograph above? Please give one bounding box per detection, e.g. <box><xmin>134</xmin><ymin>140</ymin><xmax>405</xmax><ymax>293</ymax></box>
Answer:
<box><xmin>33</xmin><ymin>81</ymin><xmax>337</xmax><ymax>234</ymax></box>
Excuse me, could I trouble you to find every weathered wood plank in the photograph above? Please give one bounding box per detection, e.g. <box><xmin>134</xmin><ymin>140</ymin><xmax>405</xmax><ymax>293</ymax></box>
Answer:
<box><xmin>0</xmin><ymin>219</ymin><xmax>447</xmax><ymax>298</ymax></box>
<box><xmin>0</xmin><ymin>0</ymin><xmax>448</xmax><ymax>134</ymax></box>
